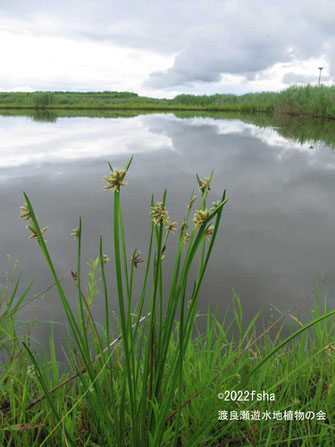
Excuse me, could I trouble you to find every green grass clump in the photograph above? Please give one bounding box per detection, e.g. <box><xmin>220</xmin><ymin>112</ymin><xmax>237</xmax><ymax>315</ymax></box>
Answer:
<box><xmin>1</xmin><ymin>158</ymin><xmax>335</xmax><ymax>446</ymax></box>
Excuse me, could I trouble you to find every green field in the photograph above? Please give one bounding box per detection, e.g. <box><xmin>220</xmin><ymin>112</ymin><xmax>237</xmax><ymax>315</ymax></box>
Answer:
<box><xmin>1</xmin><ymin>85</ymin><xmax>335</xmax><ymax>119</ymax></box>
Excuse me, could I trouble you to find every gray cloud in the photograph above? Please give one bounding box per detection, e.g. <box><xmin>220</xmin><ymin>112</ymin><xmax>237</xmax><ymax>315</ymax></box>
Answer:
<box><xmin>1</xmin><ymin>0</ymin><xmax>335</xmax><ymax>90</ymax></box>
<box><xmin>145</xmin><ymin>1</ymin><xmax>335</xmax><ymax>88</ymax></box>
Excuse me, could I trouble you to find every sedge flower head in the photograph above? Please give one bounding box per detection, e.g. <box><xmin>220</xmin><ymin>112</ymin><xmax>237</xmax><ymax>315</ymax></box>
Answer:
<box><xmin>151</xmin><ymin>201</ymin><xmax>169</xmax><ymax>226</ymax></box>
<box><xmin>20</xmin><ymin>202</ymin><xmax>31</xmax><ymax>221</ymax></box>
<box><xmin>193</xmin><ymin>209</ymin><xmax>210</xmax><ymax>229</ymax></box>
<box><xmin>187</xmin><ymin>194</ymin><xmax>197</xmax><ymax>210</ymax></box>
<box><xmin>211</xmin><ymin>201</ymin><xmax>221</xmax><ymax>210</ymax></box>
<box><xmin>199</xmin><ymin>177</ymin><xmax>211</xmax><ymax>194</ymax></box>
<box><xmin>102</xmin><ymin>253</ymin><xmax>110</xmax><ymax>264</ymax></box>
<box><xmin>71</xmin><ymin>226</ymin><xmax>80</xmax><ymax>239</ymax></box>
<box><xmin>166</xmin><ymin>218</ymin><xmax>177</xmax><ymax>234</ymax></box>
<box><xmin>180</xmin><ymin>220</ymin><xmax>187</xmax><ymax>235</ymax></box>
<box><xmin>103</xmin><ymin>169</ymin><xmax>127</xmax><ymax>191</ymax></box>
<box><xmin>27</xmin><ymin>224</ymin><xmax>48</xmax><ymax>242</ymax></box>
<box><xmin>205</xmin><ymin>224</ymin><xmax>214</xmax><ymax>241</ymax></box>
<box><xmin>183</xmin><ymin>232</ymin><xmax>191</xmax><ymax>245</ymax></box>
<box><xmin>132</xmin><ymin>249</ymin><xmax>144</xmax><ymax>268</ymax></box>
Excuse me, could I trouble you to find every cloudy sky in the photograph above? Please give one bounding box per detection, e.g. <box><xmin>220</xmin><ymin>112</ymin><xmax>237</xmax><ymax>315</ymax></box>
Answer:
<box><xmin>0</xmin><ymin>0</ymin><xmax>334</xmax><ymax>97</ymax></box>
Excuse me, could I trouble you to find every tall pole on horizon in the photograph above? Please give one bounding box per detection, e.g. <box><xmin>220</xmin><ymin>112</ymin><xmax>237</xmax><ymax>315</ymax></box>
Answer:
<box><xmin>318</xmin><ymin>67</ymin><xmax>324</xmax><ymax>86</ymax></box>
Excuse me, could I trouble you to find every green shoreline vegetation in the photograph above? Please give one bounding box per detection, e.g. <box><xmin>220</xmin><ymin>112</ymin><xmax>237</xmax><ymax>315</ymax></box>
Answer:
<box><xmin>1</xmin><ymin>158</ymin><xmax>335</xmax><ymax>446</ymax></box>
<box><xmin>1</xmin><ymin>84</ymin><xmax>335</xmax><ymax>119</ymax></box>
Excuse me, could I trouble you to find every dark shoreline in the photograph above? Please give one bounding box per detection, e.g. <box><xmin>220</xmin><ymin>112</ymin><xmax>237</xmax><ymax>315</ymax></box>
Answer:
<box><xmin>0</xmin><ymin>105</ymin><xmax>335</xmax><ymax>120</ymax></box>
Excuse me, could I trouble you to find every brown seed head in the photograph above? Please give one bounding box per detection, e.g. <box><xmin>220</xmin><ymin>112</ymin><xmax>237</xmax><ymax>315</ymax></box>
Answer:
<box><xmin>187</xmin><ymin>194</ymin><xmax>197</xmax><ymax>210</ymax></box>
<box><xmin>180</xmin><ymin>220</ymin><xmax>187</xmax><ymax>235</ymax></box>
<box><xmin>132</xmin><ymin>249</ymin><xmax>144</xmax><ymax>268</ymax></box>
<box><xmin>27</xmin><ymin>224</ymin><xmax>48</xmax><ymax>242</ymax></box>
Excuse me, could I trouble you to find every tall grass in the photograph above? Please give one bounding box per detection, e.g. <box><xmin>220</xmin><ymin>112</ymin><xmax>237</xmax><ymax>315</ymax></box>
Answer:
<box><xmin>1</xmin><ymin>159</ymin><xmax>335</xmax><ymax>446</ymax></box>
<box><xmin>1</xmin><ymin>85</ymin><xmax>335</xmax><ymax>118</ymax></box>
<box><xmin>0</xmin><ymin>256</ymin><xmax>34</xmax><ymax>371</ymax></box>
<box><xmin>30</xmin><ymin>93</ymin><xmax>55</xmax><ymax>108</ymax></box>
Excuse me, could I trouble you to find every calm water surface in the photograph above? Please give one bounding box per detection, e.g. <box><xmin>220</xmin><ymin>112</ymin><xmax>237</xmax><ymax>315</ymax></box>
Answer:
<box><xmin>1</xmin><ymin>111</ymin><xmax>334</xmax><ymax>339</ymax></box>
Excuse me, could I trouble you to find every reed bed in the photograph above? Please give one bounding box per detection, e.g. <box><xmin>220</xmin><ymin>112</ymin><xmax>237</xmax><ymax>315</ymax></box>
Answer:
<box><xmin>1</xmin><ymin>85</ymin><xmax>335</xmax><ymax>119</ymax></box>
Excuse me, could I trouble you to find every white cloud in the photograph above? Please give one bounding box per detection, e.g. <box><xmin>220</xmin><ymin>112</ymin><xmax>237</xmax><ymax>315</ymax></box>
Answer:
<box><xmin>0</xmin><ymin>19</ymin><xmax>173</xmax><ymax>94</ymax></box>
<box><xmin>0</xmin><ymin>115</ymin><xmax>173</xmax><ymax>169</ymax></box>
<box><xmin>1</xmin><ymin>1</ymin><xmax>335</xmax><ymax>94</ymax></box>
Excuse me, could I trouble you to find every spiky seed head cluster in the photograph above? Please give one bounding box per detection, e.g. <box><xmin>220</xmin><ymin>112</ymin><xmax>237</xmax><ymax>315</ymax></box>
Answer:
<box><xmin>187</xmin><ymin>194</ymin><xmax>197</xmax><ymax>210</ymax></box>
<box><xmin>71</xmin><ymin>226</ymin><xmax>80</xmax><ymax>240</ymax></box>
<box><xmin>166</xmin><ymin>218</ymin><xmax>177</xmax><ymax>234</ymax></box>
<box><xmin>27</xmin><ymin>224</ymin><xmax>48</xmax><ymax>242</ymax></box>
<box><xmin>211</xmin><ymin>201</ymin><xmax>221</xmax><ymax>210</ymax></box>
<box><xmin>183</xmin><ymin>232</ymin><xmax>191</xmax><ymax>245</ymax></box>
<box><xmin>20</xmin><ymin>201</ymin><xmax>48</xmax><ymax>242</ymax></box>
<box><xmin>151</xmin><ymin>201</ymin><xmax>169</xmax><ymax>226</ymax></box>
<box><xmin>132</xmin><ymin>249</ymin><xmax>143</xmax><ymax>268</ymax></box>
<box><xmin>199</xmin><ymin>177</ymin><xmax>211</xmax><ymax>194</ymax></box>
<box><xmin>205</xmin><ymin>224</ymin><xmax>214</xmax><ymax>241</ymax></box>
<box><xmin>103</xmin><ymin>169</ymin><xmax>127</xmax><ymax>191</ymax></box>
<box><xmin>180</xmin><ymin>220</ymin><xmax>187</xmax><ymax>235</ymax></box>
<box><xmin>193</xmin><ymin>209</ymin><xmax>210</xmax><ymax>229</ymax></box>
<box><xmin>102</xmin><ymin>253</ymin><xmax>110</xmax><ymax>264</ymax></box>
<box><xmin>20</xmin><ymin>203</ymin><xmax>31</xmax><ymax>221</ymax></box>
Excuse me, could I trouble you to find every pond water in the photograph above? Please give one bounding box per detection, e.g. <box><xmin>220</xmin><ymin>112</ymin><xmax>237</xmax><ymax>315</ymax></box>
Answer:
<box><xmin>0</xmin><ymin>110</ymin><xmax>334</xmax><ymax>341</ymax></box>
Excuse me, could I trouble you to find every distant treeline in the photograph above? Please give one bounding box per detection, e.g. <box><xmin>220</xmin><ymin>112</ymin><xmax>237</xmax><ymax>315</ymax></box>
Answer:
<box><xmin>1</xmin><ymin>85</ymin><xmax>335</xmax><ymax>118</ymax></box>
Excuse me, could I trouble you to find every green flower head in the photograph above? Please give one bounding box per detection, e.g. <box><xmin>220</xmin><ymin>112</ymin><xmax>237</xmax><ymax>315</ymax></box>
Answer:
<box><xmin>20</xmin><ymin>202</ymin><xmax>31</xmax><ymax>221</ymax></box>
<box><xmin>166</xmin><ymin>218</ymin><xmax>177</xmax><ymax>234</ymax></box>
<box><xmin>199</xmin><ymin>177</ymin><xmax>211</xmax><ymax>194</ymax></box>
<box><xmin>187</xmin><ymin>194</ymin><xmax>197</xmax><ymax>210</ymax></box>
<box><xmin>183</xmin><ymin>232</ymin><xmax>191</xmax><ymax>245</ymax></box>
<box><xmin>211</xmin><ymin>201</ymin><xmax>221</xmax><ymax>210</ymax></box>
<box><xmin>103</xmin><ymin>169</ymin><xmax>127</xmax><ymax>191</ymax></box>
<box><xmin>193</xmin><ymin>209</ymin><xmax>210</xmax><ymax>229</ymax></box>
<box><xmin>151</xmin><ymin>201</ymin><xmax>169</xmax><ymax>226</ymax></box>
<box><xmin>205</xmin><ymin>224</ymin><xmax>214</xmax><ymax>241</ymax></box>
<box><xmin>71</xmin><ymin>226</ymin><xmax>80</xmax><ymax>240</ymax></box>
<box><xmin>102</xmin><ymin>253</ymin><xmax>110</xmax><ymax>264</ymax></box>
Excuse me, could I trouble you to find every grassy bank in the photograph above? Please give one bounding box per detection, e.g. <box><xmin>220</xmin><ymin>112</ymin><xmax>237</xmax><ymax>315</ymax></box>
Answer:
<box><xmin>1</xmin><ymin>85</ymin><xmax>335</xmax><ymax>119</ymax></box>
<box><xmin>1</xmin><ymin>159</ymin><xmax>335</xmax><ymax>446</ymax></box>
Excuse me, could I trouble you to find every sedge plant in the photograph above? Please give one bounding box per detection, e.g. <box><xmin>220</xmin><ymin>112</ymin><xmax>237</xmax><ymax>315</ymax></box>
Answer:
<box><xmin>20</xmin><ymin>156</ymin><xmax>228</xmax><ymax>446</ymax></box>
